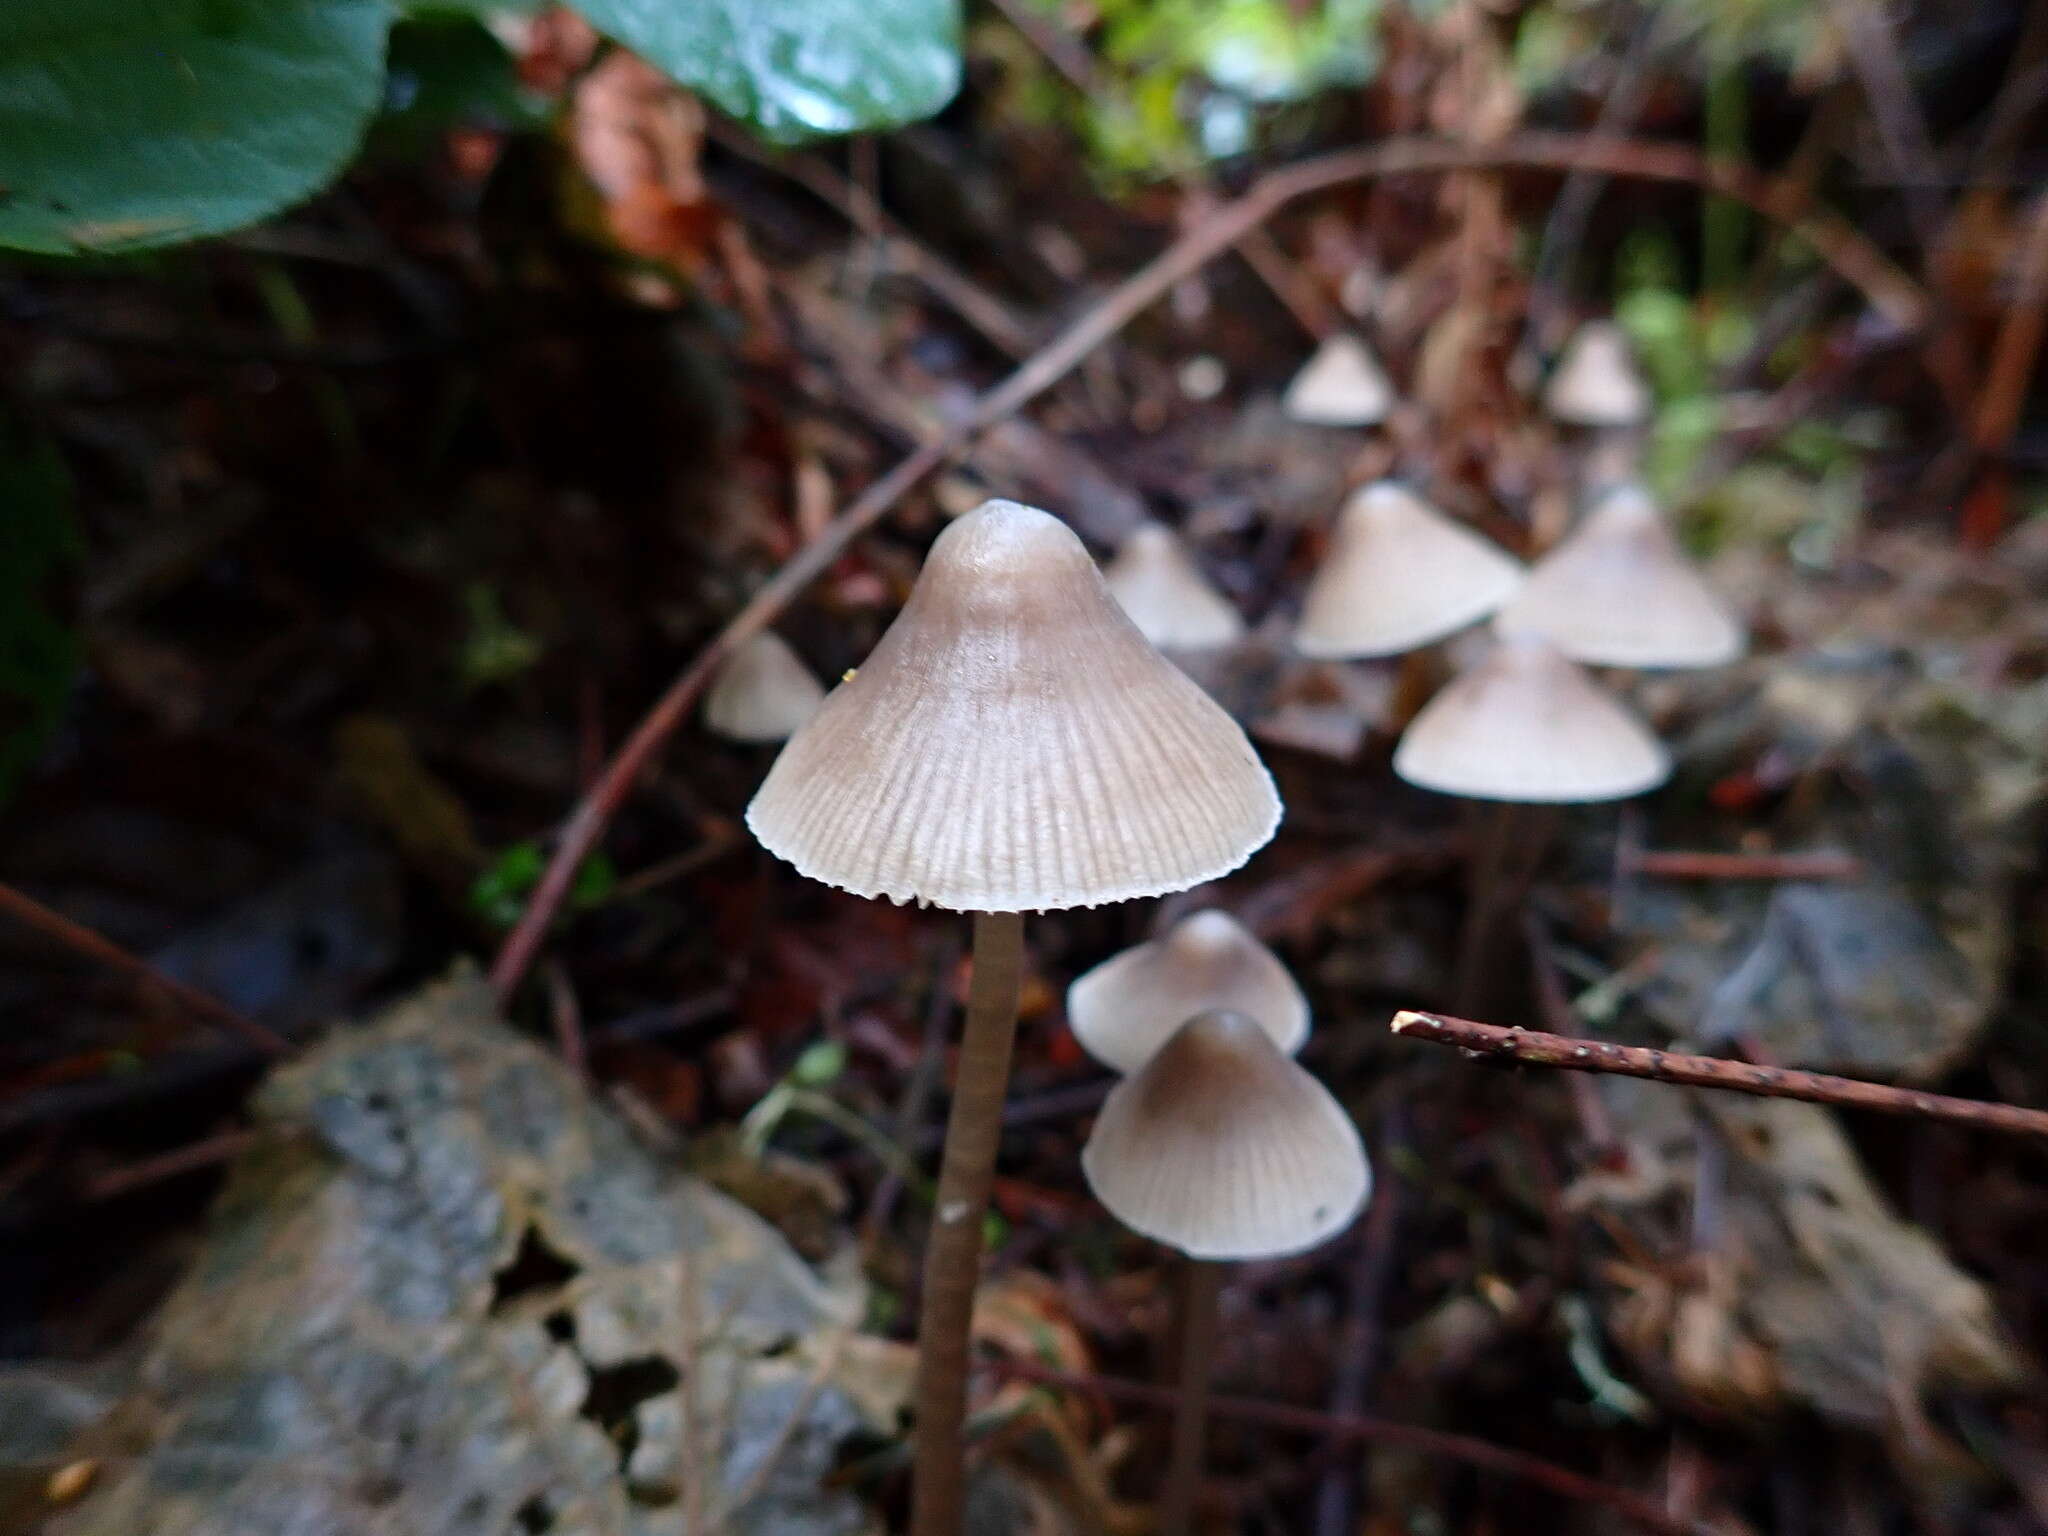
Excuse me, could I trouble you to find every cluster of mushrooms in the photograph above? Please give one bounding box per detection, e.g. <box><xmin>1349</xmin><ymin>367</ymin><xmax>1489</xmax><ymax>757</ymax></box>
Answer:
<box><xmin>702</xmin><ymin>321</ymin><xmax>1745</xmax><ymax>1533</ymax></box>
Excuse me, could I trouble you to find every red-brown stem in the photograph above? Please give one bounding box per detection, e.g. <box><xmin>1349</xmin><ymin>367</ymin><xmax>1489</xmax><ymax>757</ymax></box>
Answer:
<box><xmin>1391</xmin><ymin>1012</ymin><xmax>2048</xmax><ymax>1139</ymax></box>
<box><xmin>1621</xmin><ymin>848</ymin><xmax>1863</xmax><ymax>881</ymax></box>
<box><xmin>0</xmin><ymin>881</ymin><xmax>287</xmax><ymax>1056</ymax></box>
<box><xmin>1163</xmin><ymin>1258</ymin><xmax>1224</xmax><ymax>1536</ymax></box>
<box><xmin>489</xmin><ymin>130</ymin><xmax>1926</xmax><ymax>1004</ymax></box>
<box><xmin>995</xmin><ymin>1359</ymin><xmax>1699</xmax><ymax>1536</ymax></box>
<box><xmin>910</xmin><ymin>911</ymin><xmax>1026</xmax><ymax>1536</ymax></box>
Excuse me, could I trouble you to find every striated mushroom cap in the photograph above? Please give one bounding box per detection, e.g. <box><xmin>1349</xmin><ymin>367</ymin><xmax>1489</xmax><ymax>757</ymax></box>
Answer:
<box><xmin>746</xmin><ymin>500</ymin><xmax>1282</xmax><ymax>912</ymax></box>
<box><xmin>1067</xmin><ymin>909</ymin><xmax>1307</xmax><ymax>1074</ymax></box>
<box><xmin>1103</xmin><ymin>523</ymin><xmax>1245</xmax><ymax>651</ymax></box>
<box><xmin>1283</xmin><ymin>334</ymin><xmax>1394</xmax><ymax>427</ymax></box>
<box><xmin>1492</xmin><ymin>485</ymin><xmax>1744</xmax><ymax>668</ymax></box>
<box><xmin>1392</xmin><ymin>635</ymin><xmax>1670</xmax><ymax>803</ymax></box>
<box><xmin>703</xmin><ymin>630</ymin><xmax>827</xmax><ymax>743</ymax></box>
<box><xmin>1295</xmin><ymin>483</ymin><xmax>1525</xmax><ymax>658</ymax></box>
<box><xmin>1543</xmin><ymin>321</ymin><xmax>1650</xmax><ymax>426</ymax></box>
<box><xmin>1082</xmin><ymin>1010</ymin><xmax>1369</xmax><ymax>1260</ymax></box>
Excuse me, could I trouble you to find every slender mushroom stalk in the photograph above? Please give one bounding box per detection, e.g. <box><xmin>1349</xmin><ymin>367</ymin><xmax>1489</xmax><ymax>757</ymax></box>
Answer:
<box><xmin>913</xmin><ymin>908</ymin><xmax>1023</xmax><ymax>1530</ymax></box>
<box><xmin>1393</xmin><ymin>636</ymin><xmax>1670</xmax><ymax>1010</ymax></box>
<box><xmin>745</xmin><ymin>499</ymin><xmax>1280</xmax><ymax>1536</ymax></box>
<box><xmin>1162</xmin><ymin>1257</ymin><xmax>1224</xmax><ymax>1536</ymax></box>
<box><xmin>1082</xmin><ymin>1009</ymin><xmax>1370</xmax><ymax>1536</ymax></box>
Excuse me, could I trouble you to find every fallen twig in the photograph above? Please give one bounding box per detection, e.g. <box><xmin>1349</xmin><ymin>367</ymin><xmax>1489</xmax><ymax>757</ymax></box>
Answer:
<box><xmin>1390</xmin><ymin>1011</ymin><xmax>2048</xmax><ymax>1139</ymax></box>
<box><xmin>995</xmin><ymin>1358</ymin><xmax>1702</xmax><ymax>1536</ymax></box>
<box><xmin>1618</xmin><ymin>848</ymin><xmax>1864</xmax><ymax>881</ymax></box>
<box><xmin>0</xmin><ymin>881</ymin><xmax>288</xmax><ymax>1056</ymax></box>
<box><xmin>490</xmin><ymin>131</ymin><xmax>1929</xmax><ymax>1001</ymax></box>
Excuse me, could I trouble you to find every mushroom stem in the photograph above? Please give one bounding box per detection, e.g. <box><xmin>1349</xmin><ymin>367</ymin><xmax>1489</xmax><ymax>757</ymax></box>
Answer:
<box><xmin>1454</xmin><ymin>805</ymin><xmax>1559</xmax><ymax>1014</ymax></box>
<box><xmin>910</xmin><ymin>909</ymin><xmax>1026</xmax><ymax>1536</ymax></box>
<box><xmin>1163</xmin><ymin>1258</ymin><xmax>1225</xmax><ymax>1536</ymax></box>
<box><xmin>1452</xmin><ymin>801</ymin><xmax>1516</xmax><ymax>1014</ymax></box>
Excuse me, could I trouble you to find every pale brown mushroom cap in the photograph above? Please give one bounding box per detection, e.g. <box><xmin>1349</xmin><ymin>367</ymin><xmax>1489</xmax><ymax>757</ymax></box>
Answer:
<box><xmin>703</xmin><ymin>630</ymin><xmax>827</xmax><ymax>743</ymax></box>
<box><xmin>1492</xmin><ymin>484</ymin><xmax>1745</xmax><ymax>668</ymax></box>
<box><xmin>1067</xmin><ymin>909</ymin><xmax>1308</xmax><ymax>1074</ymax></box>
<box><xmin>1082</xmin><ymin>1010</ymin><xmax>1369</xmax><ymax>1260</ymax></box>
<box><xmin>746</xmin><ymin>500</ymin><xmax>1282</xmax><ymax>912</ymax></box>
<box><xmin>1392</xmin><ymin>635</ymin><xmax>1671</xmax><ymax>803</ymax></box>
<box><xmin>1543</xmin><ymin>321</ymin><xmax>1650</xmax><ymax>426</ymax></box>
<box><xmin>1283</xmin><ymin>334</ymin><xmax>1394</xmax><ymax>427</ymax></box>
<box><xmin>1103</xmin><ymin>523</ymin><xmax>1246</xmax><ymax>651</ymax></box>
<box><xmin>1295</xmin><ymin>483</ymin><xmax>1525</xmax><ymax>658</ymax></box>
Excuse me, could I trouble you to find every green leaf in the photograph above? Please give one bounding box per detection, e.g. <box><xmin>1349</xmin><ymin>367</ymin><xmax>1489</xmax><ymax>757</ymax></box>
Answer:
<box><xmin>567</xmin><ymin>0</ymin><xmax>961</xmax><ymax>145</ymax></box>
<box><xmin>0</xmin><ymin>0</ymin><xmax>392</xmax><ymax>256</ymax></box>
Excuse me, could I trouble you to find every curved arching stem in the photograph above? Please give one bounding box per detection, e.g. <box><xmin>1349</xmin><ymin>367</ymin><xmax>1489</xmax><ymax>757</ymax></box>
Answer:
<box><xmin>910</xmin><ymin>910</ymin><xmax>1026</xmax><ymax>1536</ymax></box>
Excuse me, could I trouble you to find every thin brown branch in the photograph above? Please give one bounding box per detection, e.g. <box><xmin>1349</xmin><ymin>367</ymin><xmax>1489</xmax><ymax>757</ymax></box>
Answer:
<box><xmin>489</xmin><ymin>131</ymin><xmax>1927</xmax><ymax>1002</ymax></box>
<box><xmin>1619</xmin><ymin>848</ymin><xmax>1864</xmax><ymax>881</ymax></box>
<box><xmin>1390</xmin><ymin>1011</ymin><xmax>2048</xmax><ymax>1140</ymax></box>
<box><xmin>994</xmin><ymin>1358</ymin><xmax>1701</xmax><ymax>1536</ymax></box>
<box><xmin>0</xmin><ymin>881</ymin><xmax>288</xmax><ymax>1056</ymax></box>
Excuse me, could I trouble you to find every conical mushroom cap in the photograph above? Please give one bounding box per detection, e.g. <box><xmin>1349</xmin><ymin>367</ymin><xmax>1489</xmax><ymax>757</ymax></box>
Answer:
<box><xmin>1295</xmin><ymin>483</ymin><xmax>1525</xmax><ymax>658</ymax></box>
<box><xmin>1283</xmin><ymin>334</ymin><xmax>1394</xmax><ymax>427</ymax></box>
<box><xmin>746</xmin><ymin>500</ymin><xmax>1282</xmax><ymax>912</ymax></box>
<box><xmin>703</xmin><ymin>630</ymin><xmax>826</xmax><ymax>743</ymax></box>
<box><xmin>1392</xmin><ymin>635</ymin><xmax>1670</xmax><ymax>803</ymax></box>
<box><xmin>1543</xmin><ymin>321</ymin><xmax>1650</xmax><ymax>426</ymax></box>
<box><xmin>1082</xmin><ymin>1010</ymin><xmax>1369</xmax><ymax>1260</ymax></box>
<box><xmin>1103</xmin><ymin>524</ymin><xmax>1245</xmax><ymax>651</ymax></box>
<box><xmin>1067</xmin><ymin>909</ymin><xmax>1308</xmax><ymax>1073</ymax></box>
<box><xmin>1492</xmin><ymin>485</ymin><xmax>1744</xmax><ymax>668</ymax></box>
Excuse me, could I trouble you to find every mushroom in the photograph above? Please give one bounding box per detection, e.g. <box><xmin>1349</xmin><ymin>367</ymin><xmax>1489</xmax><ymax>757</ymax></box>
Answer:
<box><xmin>1282</xmin><ymin>333</ymin><xmax>1395</xmax><ymax>427</ymax></box>
<box><xmin>1295</xmin><ymin>482</ymin><xmax>1524</xmax><ymax>659</ymax></box>
<box><xmin>1102</xmin><ymin>522</ymin><xmax>1246</xmax><ymax>651</ymax></box>
<box><xmin>1067</xmin><ymin>908</ymin><xmax>1306</xmax><ymax>1074</ymax></box>
<box><xmin>1082</xmin><ymin>1009</ymin><xmax>1369</xmax><ymax>1532</ymax></box>
<box><xmin>1543</xmin><ymin>320</ymin><xmax>1650</xmax><ymax>427</ymax></box>
<box><xmin>701</xmin><ymin>630</ymin><xmax>826</xmax><ymax>743</ymax></box>
<box><xmin>746</xmin><ymin>498</ymin><xmax>1281</xmax><ymax>1536</ymax></box>
<box><xmin>1492</xmin><ymin>484</ymin><xmax>1745</xmax><ymax>669</ymax></box>
<box><xmin>1394</xmin><ymin>634</ymin><xmax>1670</xmax><ymax>1009</ymax></box>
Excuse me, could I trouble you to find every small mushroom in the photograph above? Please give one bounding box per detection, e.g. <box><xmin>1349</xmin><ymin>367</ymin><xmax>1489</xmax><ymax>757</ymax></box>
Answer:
<box><xmin>1067</xmin><ymin>908</ymin><xmax>1307</xmax><ymax>1074</ymax></box>
<box><xmin>745</xmin><ymin>497</ymin><xmax>1281</xmax><ymax>1536</ymax></box>
<box><xmin>1083</xmin><ymin>1009</ymin><xmax>1369</xmax><ymax>1260</ymax></box>
<box><xmin>702</xmin><ymin>630</ymin><xmax>826</xmax><ymax>743</ymax></box>
<box><xmin>1282</xmin><ymin>333</ymin><xmax>1395</xmax><ymax>427</ymax></box>
<box><xmin>1295</xmin><ymin>482</ymin><xmax>1524</xmax><ymax>659</ymax></box>
<box><xmin>1543</xmin><ymin>320</ymin><xmax>1650</xmax><ymax>427</ymax></box>
<box><xmin>1492</xmin><ymin>484</ymin><xmax>1745</xmax><ymax>669</ymax></box>
<box><xmin>1102</xmin><ymin>522</ymin><xmax>1246</xmax><ymax>651</ymax></box>
<box><xmin>1394</xmin><ymin>634</ymin><xmax>1670</xmax><ymax>1013</ymax></box>
<box><xmin>1083</xmin><ymin>1006</ymin><xmax>1368</xmax><ymax>1533</ymax></box>
<box><xmin>1393</xmin><ymin>634</ymin><xmax>1670</xmax><ymax>804</ymax></box>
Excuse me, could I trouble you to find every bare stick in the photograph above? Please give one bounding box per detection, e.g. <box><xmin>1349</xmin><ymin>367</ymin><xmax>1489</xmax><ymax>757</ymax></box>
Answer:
<box><xmin>490</xmin><ymin>130</ymin><xmax>1927</xmax><ymax>1002</ymax></box>
<box><xmin>1619</xmin><ymin>848</ymin><xmax>1863</xmax><ymax>881</ymax></box>
<box><xmin>996</xmin><ymin>1358</ymin><xmax>1701</xmax><ymax>1536</ymax></box>
<box><xmin>0</xmin><ymin>881</ymin><xmax>287</xmax><ymax>1056</ymax></box>
<box><xmin>1390</xmin><ymin>1012</ymin><xmax>2048</xmax><ymax>1140</ymax></box>
<box><xmin>910</xmin><ymin>910</ymin><xmax>1026</xmax><ymax>1536</ymax></box>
